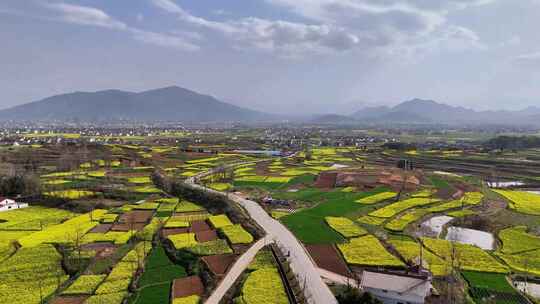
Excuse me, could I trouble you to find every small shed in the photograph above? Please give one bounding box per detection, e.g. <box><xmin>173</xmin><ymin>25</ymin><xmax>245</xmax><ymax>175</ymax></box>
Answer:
<box><xmin>361</xmin><ymin>271</ymin><xmax>432</xmax><ymax>304</ymax></box>
<box><xmin>0</xmin><ymin>197</ymin><xmax>29</xmax><ymax>212</ymax></box>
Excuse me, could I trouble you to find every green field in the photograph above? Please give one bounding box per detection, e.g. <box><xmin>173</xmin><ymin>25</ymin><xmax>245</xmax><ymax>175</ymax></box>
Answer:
<box><xmin>281</xmin><ymin>188</ymin><xmax>388</xmax><ymax>244</ymax></box>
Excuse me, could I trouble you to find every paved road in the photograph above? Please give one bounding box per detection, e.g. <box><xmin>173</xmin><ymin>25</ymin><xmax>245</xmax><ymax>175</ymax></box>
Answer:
<box><xmin>187</xmin><ymin>177</ymin><xmax>338</xmax><ymax>304</ymax></box>
<box><xmin>205</xmin><ymin>236</ymin><xmax>270</xmax><ymax>304</ymax></box>
<box><xmin>318</xmin><ymin>268</ymin><xmax>359</xmax><ymax>287</ymax></box>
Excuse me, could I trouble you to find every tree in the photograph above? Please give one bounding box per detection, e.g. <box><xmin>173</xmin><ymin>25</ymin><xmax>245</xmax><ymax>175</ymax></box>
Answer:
<box><xmin>336</xmin><ymin>286</ymin><xmax>382</xmax><ymax>304</ymax></box>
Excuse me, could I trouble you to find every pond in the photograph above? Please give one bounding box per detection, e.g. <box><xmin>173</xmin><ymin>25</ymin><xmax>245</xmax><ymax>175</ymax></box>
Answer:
<box><xmin>420</xmin><ymin>216</ymin><xmax>454</xmax><ymax>238</ymax></box>
<box><xmin>445</xmin><ymin>226</ymin><xmax>495</xmax><ymax>250</ymax></box>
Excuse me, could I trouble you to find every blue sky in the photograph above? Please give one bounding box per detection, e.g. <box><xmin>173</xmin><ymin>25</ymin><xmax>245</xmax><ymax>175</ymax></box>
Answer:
<box><xmin>1</xmin><ymin>0</ymin><xmax>539</xmax><ymax>114</ymax></box>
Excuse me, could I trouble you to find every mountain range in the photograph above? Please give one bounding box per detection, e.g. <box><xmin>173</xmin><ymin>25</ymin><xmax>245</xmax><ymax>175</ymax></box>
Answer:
<box><xmin>0</xmin><ymin>86</ymin><xmax>272</xmax><ymax>122</ymax></box>
<box><xmin>1</xmin><ymin>87</ymin><xmax>539</xmax><ymax>126</ymax></box>
<box><xmin>349</xmin><ymin>99</ymin><xmax>540</xmax><ymax>125</ymax></box>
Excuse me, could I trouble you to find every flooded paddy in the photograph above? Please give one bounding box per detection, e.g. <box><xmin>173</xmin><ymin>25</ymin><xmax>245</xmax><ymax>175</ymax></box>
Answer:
<box><xmin>446</xmin><ymin>226</ymin><xmax>495</xmax><ymax>250</ymax></box>
<box><xmin>420</xmin><ymin>216</ymin><xmax>454</xmax><ymax>238</ymax></box>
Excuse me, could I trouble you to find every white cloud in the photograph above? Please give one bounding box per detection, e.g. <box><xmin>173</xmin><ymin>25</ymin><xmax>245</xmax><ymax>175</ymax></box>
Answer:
<box><xmin>152</xmin><ymin>0</ymin><xmax>362</xmax><ymax>55</ymax></box>
<box><xmin>153</xmin><ymin>0</ymin><xmax>488</xmax><ymax>56</ymax></box>
<box><xmin>44</xmin><ymin>3</ymin><xmax>127</xmax><ymax>30</ymax></box>
<box><xmin>497</xmin><ymin>36</ymin><xmax>521</xmax><ymax>48</ymax></box>
<box><xmin>129</xmin><ymin>29</ymin><xmax>200</xmax><ymax>51</ymax></box>
<box><xmin>513</xmin><ymin>52</ymin><xmax>540</xmax><ymax>67</ymax></box>
<box><xmin>43</xmin><ymin>2</ymin><xmax>199</xmax><ymax>51</ymax></box>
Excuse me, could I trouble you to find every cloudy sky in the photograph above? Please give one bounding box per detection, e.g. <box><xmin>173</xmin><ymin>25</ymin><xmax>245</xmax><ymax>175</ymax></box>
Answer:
<box><xmin>1</xmin><ymin>0</ymin><xmax>539</xmax><ymax>114</ymax></box>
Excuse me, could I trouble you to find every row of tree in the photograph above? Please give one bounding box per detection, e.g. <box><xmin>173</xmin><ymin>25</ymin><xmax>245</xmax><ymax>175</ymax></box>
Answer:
<box><xmin>0</xmin><ymin>174</ymin><xmax>40</xmax><ymax>197</ymax></box>
<box><xmin>484</xmin><ymin>135</ymin><xmax>540</xmax><ymax>151</ymax></box>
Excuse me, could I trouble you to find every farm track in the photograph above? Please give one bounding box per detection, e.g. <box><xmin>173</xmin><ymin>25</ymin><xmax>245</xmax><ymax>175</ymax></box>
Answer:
<box><xmin>188</xmin><ymin>157</ymin><xmax>338</xmax><ymax>304</ymax></box>
<box><xmin>204</xmin><ymin>236</ymin><xmax>269</xmax><ymax>304</ymax></box>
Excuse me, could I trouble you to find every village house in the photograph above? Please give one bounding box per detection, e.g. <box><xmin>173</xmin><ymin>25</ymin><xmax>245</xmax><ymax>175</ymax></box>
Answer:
<box><xmin>0</xmin><ymin>197</ymin><xmax>29</xmax><ymax>212</ymax></box>
<box><xmin>361</xmin><ymin>271</ymin><xmax>433</xmax><ymax>304</ymax></box>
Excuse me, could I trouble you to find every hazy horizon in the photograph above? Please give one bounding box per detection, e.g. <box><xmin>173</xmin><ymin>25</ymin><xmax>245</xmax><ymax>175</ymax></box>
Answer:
<box><xmin>1</xmin><ymin>0</ymin><xmax>539</xmax><ymax>115</ymax></box>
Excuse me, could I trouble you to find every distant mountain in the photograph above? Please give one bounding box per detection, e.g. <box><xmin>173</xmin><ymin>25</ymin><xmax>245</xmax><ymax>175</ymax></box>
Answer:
<box><xmin>0</xmin><ymin>86</ymin><xmax>273</xmax><ymax>122</ymax></box>
<box><xmin>309</xmin><ymin>114</ymin><xmax>358</xmax><ymax>124</ymax></box>
<box><xmin>352</xmin><ymin>98</ymin><xmax>540</xmax><ymax>126</ymax></box>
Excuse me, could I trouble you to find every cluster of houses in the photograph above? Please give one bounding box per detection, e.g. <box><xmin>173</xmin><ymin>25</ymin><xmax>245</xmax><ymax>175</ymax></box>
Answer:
<box><xmin>0</xmin><ymin>197</ymin><xmax>28</xmax><ymax>212</ymax></box>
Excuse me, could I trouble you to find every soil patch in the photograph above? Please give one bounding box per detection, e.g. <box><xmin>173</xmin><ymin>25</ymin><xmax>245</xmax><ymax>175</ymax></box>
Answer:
<box><xmin>49</xmin><ymin>296</ymin><xmax>88</xmax><ymax>304</ymax></box>
<box><xmin>315</xmin><ymin>172</ymin><xmax>338</xmax><ymax>189</ymax></box>
<box><xmin>81</xmin><ymin>243</ymin><xmax>118</xmax><ymax>259</ymax></box>
<box><xmin>118</xmin><ymin>210</ymin><xmax>153</xmax><ymax>224</ymax></box>
<box><xmin>195</xmin><ymin>230</ymin><xmax>218</xmax><ymax>242</ymax></box>
<box><xmin>162</xmin><ymin>228</ymin><xmax>190</xmax><ymax>237</ymax></box>
<box><xmin>172</xmin><ymin>276</ymin><xmax>205</xmax><ymax>299</ymax></box>
<box><xmin>111</xmin><ymin>222</ymin><xmax>146</xmax><ymax>232</ymax></box>
<box><xmin>191</xmin><ymin>220</ymin><xmax>211</xmax><ymax>232</ymax></box>
<box><xmin>202</xmin><ymin>254</ymin><xmax>237</xmax><ymax>276</ymax></box>
<box><xmin>306</xmin><ymin>244</ymin><xmax>351</xmax><ymax>278</ymax></box>
<box><xmin>89</xmin><ymin>223</ymin><xmax>113</xmax><ymax>233</ymax></box>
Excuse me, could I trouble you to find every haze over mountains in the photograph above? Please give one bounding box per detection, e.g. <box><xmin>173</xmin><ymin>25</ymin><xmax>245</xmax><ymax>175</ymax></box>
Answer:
<box><xmin>1</xmin><ymin>86</ymin><xmax>539</xmax><ymax>126</ymax></box>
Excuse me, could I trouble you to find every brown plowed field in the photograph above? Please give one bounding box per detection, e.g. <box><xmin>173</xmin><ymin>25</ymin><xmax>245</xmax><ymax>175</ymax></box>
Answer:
<box><xmin>306</xmin><ymin>244</ymin><xmax>351</xmax><ymax>278</ymax></box>
<box><xmin>89</xmin><ymin>223</ymin><xmax>112</xmax><ymax>233</ymax></box>
<box><xmin>172</xmin><ymin>276</ymin><xmax>205</xmax><ymax>299</ymax></box>
<box><xmin>202</xmin><ymin>254</ymin><xmax>237</xmax><ymax>276</ymax></box>
<box><xmin>110</xmin><ymin>222</ymin><xmax>146</xmax><ymax>231</ymax></box>
<box><xmin>191</xmin><ymin>220</ymin><xmax>211</xmax><ymax>232</ymax></box>
<box><xmin>195</xmin><ymin>230</ymin><xmax>218</xmax><ymax>242</ymax></box>
<box><xmin>162</xmin><ymin>228</ymin><xmax>189</xmax><ymax>237</ymax></box>
<box><xmin>118</xmin><ymin>210</ymin><xmax>153</xmax><ymax>223</ymax></box>
<box><xmin>49</xmin><ymin>296</ymin><xmax>88</xmax><ymax>304</ymax></box>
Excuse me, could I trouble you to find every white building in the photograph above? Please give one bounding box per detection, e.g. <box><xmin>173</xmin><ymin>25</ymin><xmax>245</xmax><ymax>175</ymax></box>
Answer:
<box><xmin>361</xmin><ymin>271</ymin><xmax>432</xmax><ymax>304</ymax></box>
<box><xmin>0</xmin><ymin>197</ymin><xmax>29</xmax><ymax>212</ymax></box>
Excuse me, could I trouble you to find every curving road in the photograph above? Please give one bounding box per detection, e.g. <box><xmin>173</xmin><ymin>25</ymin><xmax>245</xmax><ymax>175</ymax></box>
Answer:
<box><xmin>205</xmin><ymin>236</ymin><xmax>270</xmax><ymax>304</ymax></box>
<box><xmin>187</xmin><ymin>173</ymin><xmax>338</xmax><ymax>304</ymax></box>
